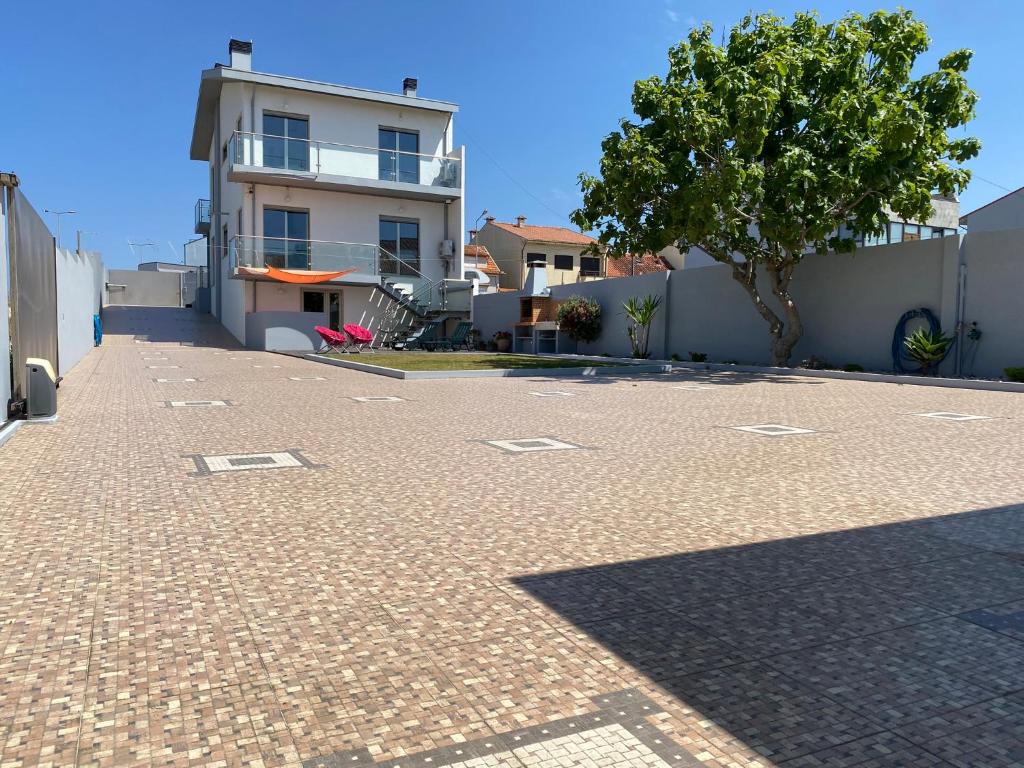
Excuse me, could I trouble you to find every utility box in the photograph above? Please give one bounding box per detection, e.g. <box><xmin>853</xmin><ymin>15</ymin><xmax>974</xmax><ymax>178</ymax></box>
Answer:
<box><xmin>25</xmin><ymin>358</ymin><xmax>57</xmax><ymax>419</ymax></box>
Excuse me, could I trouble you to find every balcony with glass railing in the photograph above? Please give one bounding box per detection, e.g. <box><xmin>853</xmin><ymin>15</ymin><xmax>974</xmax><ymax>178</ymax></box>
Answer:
<box><xmin>230</xmin><ymin>235</ymin><xmax>381</xmax><ymax>276</ymax></box>
<box><xmin>194</xmin><ymin>198</ymin><xmax>211</xmax><ymax>235</ymax></box>
<box><xmin>226</xmin><ymin>132</ymin><xmax>462</xmax><ymax>199</ymax></box>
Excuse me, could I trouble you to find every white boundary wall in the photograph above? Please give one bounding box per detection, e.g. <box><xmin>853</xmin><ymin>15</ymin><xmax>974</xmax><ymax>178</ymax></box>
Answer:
<box><xmin>56</xmin><ymin>248</ymin><xmax>104</xmax><ymax>375</ymax></box>
<box><xmin>474</xmin><ymin>231</ymin><xmax>1024</xmax><ymax>380</ymax></box>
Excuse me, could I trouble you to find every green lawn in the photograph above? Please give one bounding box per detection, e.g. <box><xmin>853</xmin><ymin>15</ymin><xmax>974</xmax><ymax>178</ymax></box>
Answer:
<box><xmin>324</xmin><ymin>352</ymin><xmax>616</xmax><ymax>371</ymax></box>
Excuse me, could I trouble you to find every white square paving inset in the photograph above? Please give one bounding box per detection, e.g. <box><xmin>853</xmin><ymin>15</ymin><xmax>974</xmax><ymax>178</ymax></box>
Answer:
<box><xmin>913</xmin><ymin>412</ymin><xmax>992</xmax><ymax>421</ymax></box>
<box><xmin>508</xmin><ymin>723</ymin><xmax>674</xmax><ymax>768</ymax></box>
<box><xmin>188</xmin><ymin>450</ymin><xmax>318</xmax><ymax>476</ymax></box>
<box><xmin>672</xmin><ymin>385</ymin><xmax>716</xmax><ymax>391</ymax></box>
<box><xmin>528</xmin><ymin>391</ymin><xmax>577</xmax><ymax>397</ymax></box>
<box><xmin>289</xmin><ymin>376</ymin><xmax>326</xmax><ymax>381</ymax></box>
<box><xmin>154</xmin><ymin>378</ymin><xmax>198</xmax><ymax>383</ymax></box>
<box><xmin>229</xmin><ymin>356</ymin><xmax>253</xmax><ymax>360</ymax></box>
<box><xmin>730</xmin><ymin>424</ymin><xmax>816</xmax><ymax>436</ymax></box>
<box><xmin>166</xmin><ymin>400</ymin><xmax>229</xmax><ymax>408</ymax></box>
<box><xmin>351</xmin><ymin>395</ymin><xmax>404</xmax><ymax>402</ymax></box>
<box><xmin>143</xmin><ymin>357</ymin><xmax>169</xmax><ymax>361</ymax></box>
<box><xmin>485</xmin><ymin>437</ymin><xmax>582</xmax><ymax>453</ymax></box>
<box><xmin>252</xmin><ymin>364</ymin><xmax>281</xmax><ymax>369</ymax></box>
<box><xmin>146</xmin><ymin>365</ymin><xmax>180</xmax><ymax>369</ymax></box>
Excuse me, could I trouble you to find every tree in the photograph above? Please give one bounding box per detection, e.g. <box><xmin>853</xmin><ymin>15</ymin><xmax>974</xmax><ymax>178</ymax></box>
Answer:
<box><xmin>572</xmin><ymin>10</ymin><xmax>979</xmax><ymax>366</ymax></box>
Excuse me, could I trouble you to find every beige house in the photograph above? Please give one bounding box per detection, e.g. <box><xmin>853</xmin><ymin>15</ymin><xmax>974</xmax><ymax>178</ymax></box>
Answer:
<box><xmin>474</xmin><ymin>217</ymin><xmax>602</xmax><ymax>289</ymax></box>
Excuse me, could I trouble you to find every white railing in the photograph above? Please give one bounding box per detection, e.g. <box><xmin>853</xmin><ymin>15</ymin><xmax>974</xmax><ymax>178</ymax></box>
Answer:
<box><xmin>227</xmin><ymin>131</ymin><xmax>461</xmax><ymax>189</ymax></box>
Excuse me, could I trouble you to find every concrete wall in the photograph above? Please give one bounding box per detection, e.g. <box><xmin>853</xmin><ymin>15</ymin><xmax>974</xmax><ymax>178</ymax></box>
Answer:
<box><xmin>56</xmin><ymin>248</ymin><xmax>104</xmax><ymax>375</ymax></box>
<box><xmin>245</xmin><ymin>311</ymin><xmax>323</xmax><ymax>352</ymax></box>
<box><xmin>963</xmin><ymin>188</ymin><xmax>1024</xmax><ymax>233</ymax></box>
<box><xmin>219</xmin><ymin>256</ymin><xmax>245</xmax><ymax>344</ymax></box>
<box><xmin>0</xmin><ymin>190</ymin><xmax>10</xmax><ymax>415</ymax></box>
<box><xmin>105</xmin><ymin>270</ymin><xmax>182</xmax><ymax>308</ymax></box>
<box><xmin>474</xmin><ymin>232</ymin><xmax>1024</xmax><ymax>379</ymax></box>
<box><xmin>959</xmin><ymin>228</ymin><xmax>1024</xmax><ymax>376</ymax></box>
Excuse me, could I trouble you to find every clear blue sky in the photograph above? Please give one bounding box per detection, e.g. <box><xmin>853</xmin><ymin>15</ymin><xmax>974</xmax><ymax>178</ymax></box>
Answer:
<box><xmin>2</xmin><ymin>0</ymin><xmax>1020</xmax><ymax>269</ymax></box>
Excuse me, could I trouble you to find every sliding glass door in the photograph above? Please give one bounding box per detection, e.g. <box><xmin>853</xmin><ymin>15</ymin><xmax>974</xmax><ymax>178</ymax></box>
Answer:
<box><xmin>263</xmin><ymin>208</ymin><xmax>310</xmax><ymax>270</ymax></box>
<box><xmin>263</xmin><ymin>114</ymin><xmax>309</xmax><ymax>171</ymax></box>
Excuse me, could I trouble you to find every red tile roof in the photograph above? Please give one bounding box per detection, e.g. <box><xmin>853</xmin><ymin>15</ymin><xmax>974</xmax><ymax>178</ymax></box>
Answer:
<box><xmin>464</xmin><ymin>244</ymin><xmax>503</xmax><ymax>275</ymax></box>
<box><xmin>605</xmin><ymin>253</ymin><xmax>673</xmax><ymax>278</ymax></box>
<box><xmin>489</xmin><ymin>220</ymin><xmax>597</xmax><ymax>246</ymax></box>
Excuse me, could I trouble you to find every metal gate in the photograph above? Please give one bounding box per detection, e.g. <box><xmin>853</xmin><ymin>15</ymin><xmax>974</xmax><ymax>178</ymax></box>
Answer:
<box><xmin>3</xmin><ymin>178</ymin><xmax>58</xmax><ymax>414</ymax></box>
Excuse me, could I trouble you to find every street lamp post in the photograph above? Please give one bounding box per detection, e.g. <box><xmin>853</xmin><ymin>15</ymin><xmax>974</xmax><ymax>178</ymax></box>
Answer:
<box><xmin>43</xmin><ymin>209</ymin><xmax>77</xmax><ymax>250</ymax></box>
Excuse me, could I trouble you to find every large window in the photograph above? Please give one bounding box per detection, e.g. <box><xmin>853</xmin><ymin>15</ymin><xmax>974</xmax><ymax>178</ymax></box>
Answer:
<box><xmin>579</xmin><ymin>256</ymin><xmax>601</xmax><ymax>276</ymax></box>
<box><xmin>263</xmin><ymin>114</ymin><xmax>309</xmax><ymax>171</ymax></box>
<box><xmin>378</xmin><ymin>129</ymin><xmax>419</xmax><ymax>184</ymax></box>
<box><xmin>526</xmin><ymin>253</ymin><xmax>546</xmax><ymax>267</ymax></box>
<box><xmin>263</xmin><ymin>208</ymin><xmax>309</xmax><ymax>269</ymax></box>
<box><xmin>553</xmin><ymin>254</ymin><xmax>573</xmax><ymax>270</ymax></box>
<box><xmin>379</xmin><ymin>218</ymin><xmax>420</xmax><ymax>276</ymax></box>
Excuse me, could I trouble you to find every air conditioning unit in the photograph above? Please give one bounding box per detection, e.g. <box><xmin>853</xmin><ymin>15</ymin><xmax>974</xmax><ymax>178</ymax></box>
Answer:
<box><xmin>439</xmin><ymin>239</ymin><xmax>455</xmax><ymax>257</ymax></box>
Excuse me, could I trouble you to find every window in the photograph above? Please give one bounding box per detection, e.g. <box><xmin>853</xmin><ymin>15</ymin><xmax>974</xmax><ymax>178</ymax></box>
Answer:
<box><xmin>263</xmin><ymin>208</ymin><xmax>309</xmax><ymax>269</ymax></box>
<box><xmin>553</xmin><ymin>254</ymin><xmax>573</xmax><ymax>270</ymax></box>
<box><xmin>580</xmin><ymin>256</ymin><xmax>601</xmax><ymax>276</ymax></box>
<box><xmin>526</xmin><ymin>252</ymin><xmax>546</xmax><ymax>267</ymax></box>
<box><xmin>379</xmin><ymin>218</ymin><xmax>419</xmax><ymax>276</ymax></box>
<box><xmin>378</xmin><ymin>128</ymin><xmax>419</xmax><ymax>184</ymax></box>
<box><xmin>904</xmin><ymin>224</ymin><xmax>920</xmax><ymax>241</ymax></box>
<box><xmin>889</xmin><ymin>222</ymin><xmax>904</xmax><ymax>243</ymax></box>
<box><xmin>302</xmin><ymin>291</ymin><xmax>324</xmax><ymax>313</ymax></box>
<box><xmin>263</xmin><ymin>114</ymin><xmax>309</xmax><ymax>171</ymax></box>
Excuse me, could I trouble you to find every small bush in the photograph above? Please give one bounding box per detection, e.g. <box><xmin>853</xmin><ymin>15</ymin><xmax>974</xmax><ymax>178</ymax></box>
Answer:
<box><xmin>689</xmin><ymin>351</ymin><xmax>708</xmax><ymax>362</ymax></box>
<box><xmin>556</xmin><ymin>296</ymin><xmax>602</xmax><ymax>343</ymax></box>
<box><xmin>842</xmin><ymin>363</ymin><xmax>864</xmax><ymax>372</ymax></box>
<box><xmin>670</xmin><ymin>353</ymin><xmax>681</xmax><ymax>362</ymax></box>
<box><xmin>1005</xmin><ymin>367</ymin><xmax>1024</xmax><ymax>383</ymax></box>
<box><xmin>800</xmin><ymin>355</ymin><xmax>833</xmax><ymax>370</ymax></box>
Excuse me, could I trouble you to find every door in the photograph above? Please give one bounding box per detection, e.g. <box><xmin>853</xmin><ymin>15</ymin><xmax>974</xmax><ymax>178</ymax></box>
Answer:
<box><xmin>327</xmin><ymin>291</ymin><xmax>341</xmax><ymax>332</ymax></box>
<box><xmin>263</xmin><ymin>208</ymin><xmax>309</xmax><ymax>270</ymax></box>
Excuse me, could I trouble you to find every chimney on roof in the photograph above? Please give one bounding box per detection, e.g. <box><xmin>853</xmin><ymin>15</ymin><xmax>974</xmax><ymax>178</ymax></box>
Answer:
<box><xmin>515</xmin><ymin>215</ymin><xmax>526</xmax><ymax>228</ymax></box>
<box><xmin>228</xmin><ymin>39</ymin><xmax>252</xmax><ymax>71</ymax></box>
<box><xmin>403</xmin><ymin>77</ymin><xmax>418</xmax><ymax>97</ymax></box>
<box><xmin>485</xmin><ymin>215</ymin><xmax>495</xmax><ymax>224</ymax></box>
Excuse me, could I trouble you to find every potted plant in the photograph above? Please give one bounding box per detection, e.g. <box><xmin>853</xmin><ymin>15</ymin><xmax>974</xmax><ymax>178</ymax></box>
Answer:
<box><xmin>904</xmin><ymin>328</ymin><xmax>954</xmax><ymax>376</ymax></box>
<box><xmin>493</xmin><ymin>330</ymin><xmax>512</xmax><ymax>352</ymax></box>
<box><xmin>623</xmin><ymin>294</ymin><xmax>662</xmax><ymax>359</ymax></box>
<box><xmin>469</xmin><ymin>328</ymin><xmax>482</xmax><ymax>350</ymax></box>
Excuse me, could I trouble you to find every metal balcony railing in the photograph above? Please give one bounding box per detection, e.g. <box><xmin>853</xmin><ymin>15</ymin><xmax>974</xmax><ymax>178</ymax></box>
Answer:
<box><xmin>226</xmin><ymin>131</ymin><xmax>461</xmax><ymax>189</ymax></box>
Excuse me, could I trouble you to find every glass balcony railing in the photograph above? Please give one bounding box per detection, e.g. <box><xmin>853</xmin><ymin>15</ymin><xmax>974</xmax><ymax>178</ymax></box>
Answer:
<box><xmin>230</xmin><ymin>235</ymin><xmax>382</xmax><ymax>274</ymax></box>
<box><xmin>227</xmin><ymin>131</ymin><xmax>461</xmax><ymax>189</ymax></box>
<box><xmin>194</xmin><ymin>198</ymin><xmax>211</xmax><ymax>234</ymax></box>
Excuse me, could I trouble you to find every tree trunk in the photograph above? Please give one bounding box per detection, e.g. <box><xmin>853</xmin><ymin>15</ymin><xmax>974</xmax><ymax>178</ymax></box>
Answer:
<box><xmin>724</xmin><ymin>264</ymin><xmax>786</xmax><ymax>366</ymax></box>
<box><xmin>766</xmin><ymin>264</ymin><xmax>803</xmax><ymax>366</ymax></box>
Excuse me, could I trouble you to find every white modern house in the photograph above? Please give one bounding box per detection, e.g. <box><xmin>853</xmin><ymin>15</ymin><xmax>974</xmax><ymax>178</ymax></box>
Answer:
<box><xmin>190</xmin><ymin>40</ymin><xmax>467</xmax><ymax>350</ymax></box>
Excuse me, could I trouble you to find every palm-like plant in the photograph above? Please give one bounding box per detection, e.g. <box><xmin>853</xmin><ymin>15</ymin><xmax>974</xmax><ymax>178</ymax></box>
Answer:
<box><xmin>904</xmin><ymin>328</ymin><xmax>954</xmax><ymax>376</ymax></box>
<box><xmin>623</xmin><ymin>294</ymin><xmax>663</xmax><ymax>359</ymax></box>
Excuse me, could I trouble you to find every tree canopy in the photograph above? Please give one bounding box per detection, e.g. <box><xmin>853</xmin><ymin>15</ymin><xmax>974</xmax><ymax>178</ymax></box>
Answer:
<box><xmin>573</xmin><ymin>10</ymin><xmax>980</xmax><ymax>365</ymax></box>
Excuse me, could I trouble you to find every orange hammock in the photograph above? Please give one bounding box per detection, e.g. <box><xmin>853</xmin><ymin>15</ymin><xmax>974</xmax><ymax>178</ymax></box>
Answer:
<box><xmin>237</xmin><ymin>265</ymin><xmax>357</xmax><ymax>284</ymax></box>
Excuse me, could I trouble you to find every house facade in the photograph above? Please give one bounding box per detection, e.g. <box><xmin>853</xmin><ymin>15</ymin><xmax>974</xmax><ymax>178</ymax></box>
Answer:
<box><xmin>473</xmin><ymin>217</ymin><xmax>602</xmax><ymax>290</ymax></box>
<box><xmin>190</xmin><ymin>40</ymin><xmax>467</xmax><ymax>350</ymax></box>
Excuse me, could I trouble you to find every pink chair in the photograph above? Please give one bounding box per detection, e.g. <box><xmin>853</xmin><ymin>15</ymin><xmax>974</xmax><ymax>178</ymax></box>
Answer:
<box><xmin>343</xmin><ymin>323</ymin><xmax>375</xmax><ymax>352</ymax></box>
<box><xmin>314</xmin><ymin>325</ymin><xmax>347</xmax><ymax>354</ymax></box>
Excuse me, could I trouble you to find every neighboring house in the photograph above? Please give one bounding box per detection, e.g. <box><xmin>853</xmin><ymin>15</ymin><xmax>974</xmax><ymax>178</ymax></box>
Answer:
<box><xmin>138</xmin><ymin>261</ymin><xmax>201</xmax><ymax>274</ymax></box>
<box><xmin>605</xmin><ymin>252</ymin><xmax>673</xmax><ymax>278</ymax></box>
<box><xmin>960</xmin><ymin>186</ymin><xmax>1024</xmax><ymax>233</ymax></box>
<box><xmin>667</xmin><ymin>194</ymin><xmax>962</xmax><ymax>269</ymax></box>
<box><xmin>474</xmin><ymin>216</ymin><xmax>602</xmax><ymax>290</ymax></box>
<box><xmin>463</xmin><ymin>243</ymin><xmax>503</xmax><ymax>293</ymax></box>
<box><xmin>189</xmin><ymin>39</ymin><xmax>467</xmax><ymax>350</ymax></box>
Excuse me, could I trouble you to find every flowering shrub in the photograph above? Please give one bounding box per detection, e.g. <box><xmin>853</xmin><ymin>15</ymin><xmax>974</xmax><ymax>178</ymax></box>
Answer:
<box><xmin>555</xmin><ymin>296</ymin><xmax>602</xmax><ymax>342</ymax></box>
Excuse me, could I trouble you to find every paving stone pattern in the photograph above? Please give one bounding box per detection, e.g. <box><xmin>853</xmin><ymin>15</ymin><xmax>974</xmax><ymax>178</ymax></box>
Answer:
<box><xmin>2</xmin><ymin>306</ymin><xmax>1024</xmax><ymax>767</ymax></box>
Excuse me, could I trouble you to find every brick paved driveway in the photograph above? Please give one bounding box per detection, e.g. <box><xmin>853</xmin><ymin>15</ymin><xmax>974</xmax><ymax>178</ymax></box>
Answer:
<box><xmin>3</xmin><ymin>306</ymin><xmax>1024</xmax><ymax>767</ymax></box>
